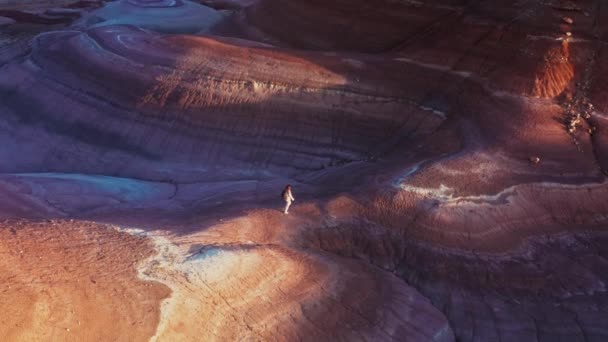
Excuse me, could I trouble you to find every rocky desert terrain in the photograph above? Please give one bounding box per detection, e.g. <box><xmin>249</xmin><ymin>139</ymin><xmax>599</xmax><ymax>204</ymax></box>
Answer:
<box><xmin>1</xmin><ymin>0</ymin><xmax>607</xmax><ymax>341</ymax></box>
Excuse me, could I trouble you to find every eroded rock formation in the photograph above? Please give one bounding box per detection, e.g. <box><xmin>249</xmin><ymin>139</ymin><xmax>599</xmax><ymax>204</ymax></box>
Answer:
<box><xmin>0</xmin><ymin>220</ymin><xmax>170</xmax><ymax>340</ymax></box>
<box><xmin>0</xmin><ymin>0</ymin><xmax>607</xmax><ymax>341</ymax></box>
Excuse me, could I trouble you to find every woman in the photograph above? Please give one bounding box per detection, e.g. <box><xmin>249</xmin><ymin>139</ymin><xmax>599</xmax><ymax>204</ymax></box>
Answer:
<box><xmin>282</xmin><ymin>184</ymin><xmax>295</xmax><ymax>214</ymax></box>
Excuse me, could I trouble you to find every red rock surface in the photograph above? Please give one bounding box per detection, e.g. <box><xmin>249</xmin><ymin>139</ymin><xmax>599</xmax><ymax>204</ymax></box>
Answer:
<box><xmin>0</xmin><ymin>0</ymin><xmax>607</xmax><ymax>341</ymax></box>
<box><xmin>0</xmin><ymin>219</ymin><xmax>170</xmax><ymax>341</ymax></box>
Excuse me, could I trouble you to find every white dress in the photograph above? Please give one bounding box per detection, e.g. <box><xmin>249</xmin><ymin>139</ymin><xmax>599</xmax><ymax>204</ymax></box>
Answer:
<box><xmin>283</xmin><ymin>190</ymin><xmax>295</xmax><ymax>213</ymax></box>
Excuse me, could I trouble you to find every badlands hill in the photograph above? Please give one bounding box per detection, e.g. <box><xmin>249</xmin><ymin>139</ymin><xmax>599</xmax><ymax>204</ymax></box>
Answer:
<box><xmin>1</xmin><ymin>0</ymin><xmax>607</xmax><ymax>341</ymax></box>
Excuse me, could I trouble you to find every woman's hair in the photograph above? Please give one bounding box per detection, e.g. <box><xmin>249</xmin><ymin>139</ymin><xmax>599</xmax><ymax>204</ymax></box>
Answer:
<box><xmin>284</xmin><ymin>184</ymin><xmax>292</xmax><ymax>191</ymax></box>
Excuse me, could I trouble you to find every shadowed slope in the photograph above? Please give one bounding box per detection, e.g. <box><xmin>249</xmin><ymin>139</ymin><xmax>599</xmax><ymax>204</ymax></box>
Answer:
<box><xmin>0</xmin><ymin>25</ymin><xmax>445</xmax><ymax>181</ymax></box>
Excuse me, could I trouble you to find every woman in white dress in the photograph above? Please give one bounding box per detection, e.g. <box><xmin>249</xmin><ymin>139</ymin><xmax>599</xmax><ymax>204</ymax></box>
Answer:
<box><xmin>282</xmin><ymin>184</ymin><xmax>295</xmax><ymax>214</ymax></box>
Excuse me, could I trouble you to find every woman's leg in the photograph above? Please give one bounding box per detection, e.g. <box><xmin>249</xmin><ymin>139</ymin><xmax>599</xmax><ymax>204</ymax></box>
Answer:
<box><xmin>284</xmin><ymin>200</ymin><xmax>292</xmax><ymax>214</ymax></box>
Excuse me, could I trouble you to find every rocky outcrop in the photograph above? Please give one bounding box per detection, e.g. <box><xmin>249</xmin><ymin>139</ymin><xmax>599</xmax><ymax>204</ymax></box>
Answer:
<box><xmin>301</xmin><ymin>220</ymin><xmax>608</xmax><ymax>341</ymax></box>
